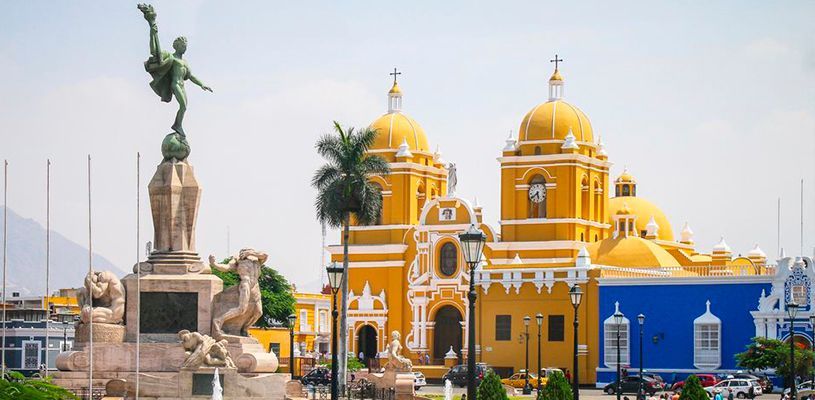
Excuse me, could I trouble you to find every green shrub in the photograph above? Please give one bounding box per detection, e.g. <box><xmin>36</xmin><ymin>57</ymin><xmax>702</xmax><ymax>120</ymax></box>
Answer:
<box><xmin>537</xmin><ymin>370</ymin><xmax>573</xmax><ymax>400</ymax></box>
<box><xmin>0</xmin><ymin>371</ymin><xmax>78</xmax><ymax>399</ymax></box>
<box><xmin>477</xmin><ymin>370</ymin><xmax>509</xmax><ymax>400</ymax></box>
<box><xmin>679</xmin><ymin>375</ymin><xmax>708</xmax><ymax>400</ymax></box>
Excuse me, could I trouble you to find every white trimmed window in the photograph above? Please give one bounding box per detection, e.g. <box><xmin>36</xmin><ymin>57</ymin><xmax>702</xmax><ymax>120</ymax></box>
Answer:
<box><xmin>299</xmin><ymin>309</ymin><xmax>308</xmax><ymax>332</ymax></box>
<box><xmin>603</xmin><ymin>302</ymin><xmax>630</xmax><ymax>368</ymax></box>
<box><xmin>792</xmin><ymin>285</ymin><xmax>807</xmax><ymax>305</ymax></box>
<box><xmin>693</xmin><ymin>300</ymin><xmax>721</xmax><ymax>369</ymax></box>
<box><xmin>319</xmin><ymin>310</ymin><xmax>329</xmax><ymax>333</ymax></box>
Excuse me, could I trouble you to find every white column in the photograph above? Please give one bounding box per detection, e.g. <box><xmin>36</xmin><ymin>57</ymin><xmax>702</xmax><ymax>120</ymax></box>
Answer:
<box><xmin>420</xmin><ymin>303</ymin><xmax>428</xmax><ymax>348</ymax></box>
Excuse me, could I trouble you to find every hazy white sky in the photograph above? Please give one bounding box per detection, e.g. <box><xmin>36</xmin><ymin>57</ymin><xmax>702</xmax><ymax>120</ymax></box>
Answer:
<box><xmin>1</xmin><ymin>1</ymin><xmax>813</xmax><ymax>292</ymax></box>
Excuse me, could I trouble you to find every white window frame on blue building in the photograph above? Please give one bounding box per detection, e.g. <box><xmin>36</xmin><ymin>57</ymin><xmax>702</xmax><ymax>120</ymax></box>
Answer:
<box><xmin>693</xmin><ymin>300</ymin><xmax>721</xmax><ymax>369</ymax></box>
<box><xmin>603</xmin><ymin>302</ymin><xmax>630</xmax><ymax>368</ymax></box>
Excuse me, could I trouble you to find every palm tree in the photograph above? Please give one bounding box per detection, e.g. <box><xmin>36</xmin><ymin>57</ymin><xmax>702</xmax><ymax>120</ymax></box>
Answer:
<box><xmin>312</xmin><ymin>121</ymin><xmax>389</xmax><ymax>386</ymax></box>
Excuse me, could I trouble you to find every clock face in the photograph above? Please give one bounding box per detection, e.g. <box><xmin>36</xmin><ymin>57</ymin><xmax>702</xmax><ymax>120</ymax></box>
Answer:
<box><xmin>529</xmin><ymin>183</ymin><xmax>546</xmax><ymax>203</ymax></box>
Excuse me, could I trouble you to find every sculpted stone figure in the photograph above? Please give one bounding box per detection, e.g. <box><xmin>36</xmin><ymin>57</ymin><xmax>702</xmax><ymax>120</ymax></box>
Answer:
<box><xmin>385</xmin><ymin>330</ymin><xmax>412</xmax><ymax>372</ymax></box>
<box><xmin>209</xmin><ymin>248</ymin><xmax>267</xmax><ymax>338</ymax></box>
<box><xmin>447</xmin><ymin>162</ymin><xmax>457</xmax><ymax>195</ymax></box>
<box><xmin>179</xmin><ymin>330</ymin><xmax>236</xmax><ymax>369</ymax></box>
<box><xmin>78</xmin><ymin>271</ymin><xmax>125</xmax><ymax>325</ymax></box>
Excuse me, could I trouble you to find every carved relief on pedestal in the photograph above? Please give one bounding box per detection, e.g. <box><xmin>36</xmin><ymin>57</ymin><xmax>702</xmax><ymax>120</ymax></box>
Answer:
<box><xmin>179</xmin><ymin>329</ymin><xmax>236</xmax><ymax>369</ymax></box>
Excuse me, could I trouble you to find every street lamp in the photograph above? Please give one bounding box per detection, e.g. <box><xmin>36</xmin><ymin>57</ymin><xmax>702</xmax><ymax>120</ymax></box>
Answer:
<box><xmin>287</xmin><ymin>313</ymin><xmax>297</xmax><ymax>380</ymax></box>
<box><xmin>569</xmin><ymin>285</ymin><xmax>583</xmax><ymax>400</ymax></box>
<box><xmin>327</xmin><ymin>263</ymin><xmax>344</xmax><ymax>400</ymax></box>
<box><xmin>536</xmin><ymin>313</ymin><xmax>543</xmax><ymax>395</ymax></box>
<box><xmin>459</xmin><ymin>224</ymin><xmax>486</xmax><ymax>400</ymax></box>
<box><xmin>523</xmin><ymin>316</ymin><xmax>531</xmax><ymax>394</ymax></box>
<box><xmin>637</xmin><ymin>314</ymin><xmax>645</xmax><ymax>400</ymax></box>
<box><xmin>613</xmin><ymin>310</ymin><xmax>625</xmax><ymax>400</ymax></box>
<box><xmin>787</xmin><ymin>301</ymin><xmax>800</xmax><ymax>400</ymax></box>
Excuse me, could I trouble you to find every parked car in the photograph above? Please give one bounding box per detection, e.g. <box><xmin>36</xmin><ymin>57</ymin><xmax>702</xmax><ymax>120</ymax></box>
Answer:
<box><xmin>705</xmin><ymin>379</ymin><xmax>762</xmax><ymax>398</ymax></box>
<box><xmin>672</xmin><ymin>374</ymin><xmax>719</xmax><ymax>391</ymax></box>
<box><xmin>630</xmin><ymin>373</ymin><xmax>666</xmax><ymax>390</ymax></box>
<box><xmin>603</xmin><ymin>376</ymin><xmax>662</xmax><ymax>396</ymax></box>
<box><xmin>300</xmin><ymin>366</ymin><xmax>331</xmax><ymax>386</ymax></box>
<box><xmin>501</xmin><ymin>371</ymin><xmax>542</xmax><ymax>389</ymax></box>
<box><xmin>733</xmin><ymin>374</ymin><xmax>772</xmax><ymax>393</ymax></box>
<box><xmin>413</xmin><ymin>372</ymin><xmax>426</xmax><ymax>391</ymax></box>
<box><xmin>783</xmin><ymin>381</ymin><xmax>815</xmax><ymax>395</ymax></box>
<box><xmin>442</xmin><ymin>363</ymin><xmax>493</xmax><ymax>388</ymax></box>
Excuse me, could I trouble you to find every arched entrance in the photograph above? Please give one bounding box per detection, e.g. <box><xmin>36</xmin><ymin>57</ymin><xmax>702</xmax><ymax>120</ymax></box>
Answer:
<box><xmin>433</xmin><ymin>305</ymin><xmax>463</xmax><ymax>364</ymax></box>
<box><xmin>357</xmin><ymin>325</ymin><xmax>378</xmax><ymax>368</ymax></box>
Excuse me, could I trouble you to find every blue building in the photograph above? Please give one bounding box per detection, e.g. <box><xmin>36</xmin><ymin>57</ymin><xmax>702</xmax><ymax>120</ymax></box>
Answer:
<box><xmin>0</xmin><ymin>300</ymin><xmax>77</xmax><ymax>376</ymax></box>
<box><xmin>595</xmin><ymin>256</ymin><xmax>814</xmax><ymax>389</ymax></box>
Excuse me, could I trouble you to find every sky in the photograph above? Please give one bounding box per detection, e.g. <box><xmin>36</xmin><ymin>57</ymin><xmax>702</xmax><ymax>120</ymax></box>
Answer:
<box><xmin>1</xmin><ymin>1</ymin><xmax>814</xmax><ymax>293</ymax></box>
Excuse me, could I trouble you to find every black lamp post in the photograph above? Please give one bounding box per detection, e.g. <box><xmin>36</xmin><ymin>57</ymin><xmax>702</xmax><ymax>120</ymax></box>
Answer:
<box><xmin>327</xmin><ymin>263</ymin><xmax>344</xmax><ymax>400</ymax></box>
<box><xmin>569</xmin><ymin>285</ymin><xmax>583</xmax><ymax>400</ymax></box>
<box><xmin>637</xmin><ymin>314</ymin><xmax>645</xmax><ymax>400</ymax></box>
<box><xmin>459</xmin><ymin>224</ymin><xmax>486</xmax><ymax>400</ymax></box>
<box><xmin>523</xmin><ymin>315</ymin><xmax>531</xmax><ymax>394</ymax></box>
<box><xmin>613</xmin><ymin>310</ymin><xmax>625</xmax><ymax>400</ymax></box>
<box><xmin>787</xmin><ymin>301</ymin><xmax>800</xmax><ymax>400</ymax></box>
<box><xmin>287</xmin><ymin>313</ymin><xmax>297</xmax><ymax>379</ymax></box>
<box><xmin>536</xmin><ymin>313</ymin><xmax>543</xmax><ymax>395</ymax></box>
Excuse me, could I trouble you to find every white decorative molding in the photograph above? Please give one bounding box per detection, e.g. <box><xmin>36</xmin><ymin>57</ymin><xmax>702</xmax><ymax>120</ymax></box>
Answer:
<box><xmin>500</xmin><ymin>218</ymin><xmax>611</xmax><ymax>229</ymax></box>
<box><xmin>326</xmin><ymin>244</ymin><xmax>408</xmax><ymax>255</ymax></box>
<box><xmin>348</xmin><ymin>261</ymin><xmax>405</xmax><ymax>269</ymax></box>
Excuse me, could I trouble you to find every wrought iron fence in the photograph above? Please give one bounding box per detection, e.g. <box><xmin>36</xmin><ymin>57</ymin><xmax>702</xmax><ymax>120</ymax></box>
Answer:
<box><xmin>303</xmin><ymin>380</ymin><xmax>395</xmax><ymax>400</ymax></box>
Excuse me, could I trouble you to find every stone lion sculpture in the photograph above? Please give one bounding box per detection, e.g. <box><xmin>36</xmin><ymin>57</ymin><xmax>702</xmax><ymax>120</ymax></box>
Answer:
<box><xmin>385</xmin><ymin>330</ymin><xmax>412</xmax><ymax>372</ymax></box>
<box><xmin>178</xmin><ymin>329</ymin><xmax>236</xmax><ymax>369</ymax></box>
<box><xmin>209</xmin><ymin>248</ymin><xmax>267</xmax><ymax>339</ymax></box>
<box><xmin>77</xmin><ymin>271</ymin><xmax>125</xmax><ymax>324</ymax></box>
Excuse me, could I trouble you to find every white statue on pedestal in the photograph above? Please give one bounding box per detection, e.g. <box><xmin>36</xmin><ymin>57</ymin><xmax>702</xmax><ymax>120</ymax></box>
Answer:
<box><xmin>385</xmin><ymin>330</ymin><xmax>412</xmax><ymax>372</ymax></box>
<box><xmin>209</xmin><ymin>248</ymin><xmax>267</xmax><ymax>338</ymax></box>
<box><xmin>178</xmin><ymin>330</ymin><xmax>236</xmax><ymax>369</ymax></box>
<box><xmin>78</xmin><ymin>271</ymin><xmax>125</xmax><ymax>324</ymax></box>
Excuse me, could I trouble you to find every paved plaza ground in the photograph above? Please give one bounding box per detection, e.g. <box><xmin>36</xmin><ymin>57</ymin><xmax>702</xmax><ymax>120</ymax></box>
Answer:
<box><xmin>418</xmin><ymin>385</ymin><xmax>638</xmax><ymax>400</ymax></box>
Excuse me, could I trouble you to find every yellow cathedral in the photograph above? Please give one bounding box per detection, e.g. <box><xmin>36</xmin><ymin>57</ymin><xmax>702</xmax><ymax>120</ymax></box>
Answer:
<box><xmin>327</xmin><ymin>64</ymin><xmax>770</xmax><ymax>384</ymax></box>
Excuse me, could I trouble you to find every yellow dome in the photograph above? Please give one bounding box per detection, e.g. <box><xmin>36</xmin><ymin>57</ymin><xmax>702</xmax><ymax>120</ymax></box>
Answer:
<box><xmin>389</xmin><ymin>82</ymin><xmax>402</xmax><ymax>95</ymax></box>
<box><xmin>369</xmin><ymin>112</ymin><xmax>430</xmax><ymax>152</ymax></box>
<box><xmin>616</xmin><ymin>170</ymin><xmax>636</xmax><ymax>183</ymax></box>
<box><xmin>587</xmin><ymin>236</ymin><xmax>680</xmax><ymax>267</ymax></box>
<box><xmin>519</xmin><ymin>100</ymin><xmax>593</xmax><ymax>143</ymax></box>
<box><xmin>608</xmin><ymin>196</ymin><xmax>675</xmax><ymax>241</ymax></box>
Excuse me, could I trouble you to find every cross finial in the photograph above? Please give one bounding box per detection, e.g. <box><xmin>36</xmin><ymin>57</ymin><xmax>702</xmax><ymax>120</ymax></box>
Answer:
<box><xmin>389</xmin><ymin>67</ymin><xmax>402</xmax><ymax>84</ymax></box>
<box><xmin>550</xmin><ymin>54</ymin><xmax>563</xmax><ymax>70</ymax></box>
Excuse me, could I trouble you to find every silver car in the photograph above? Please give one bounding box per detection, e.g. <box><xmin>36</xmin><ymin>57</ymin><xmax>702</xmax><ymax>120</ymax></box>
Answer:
<box><xmin>413</xmin><ymin>372</ymin><xmax>426</xmax><ymax>390</ymax></box>
<box><xmin>705</xmin><ymin>379</ymin><xmax>761</xmax><ymax>398</ymax></box>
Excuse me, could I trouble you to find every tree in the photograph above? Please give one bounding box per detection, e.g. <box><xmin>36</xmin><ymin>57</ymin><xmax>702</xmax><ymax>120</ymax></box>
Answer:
<box><xmin>211</xmin><ymin>261</ymin><xmax>295</xmax><ymax>327</ymax></box>
<box><xmin>679</xmin><ymin>375</ymin><xmax>708</xmax><ymax>400</ymax></box>
<box><xmin>477</xmin><ymin>370</ymin><xmax>509</xmax><ymax>400</ymax></box>
<box><xmin>736</xmin><ymin>337</ymin><xmax>815</xmax><ymax>386</ymax></box>
<box><xmin>0</xmin><ymin>371</ymin><xmax>79</xmax><ymax>399</ymax></box>
<box><xmin>312</xmin><ymin>122</ymin><xmax>390</xmax><ymax>385</ymax></box>
<box><xmin>537</xmin><ymin>370</ymin><xmax>573</xmax><ymax>400</ymax></box>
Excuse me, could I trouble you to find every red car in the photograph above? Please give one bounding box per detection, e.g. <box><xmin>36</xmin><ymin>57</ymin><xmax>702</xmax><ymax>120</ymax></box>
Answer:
<box><xmin>672</xmin><ymin>374</ymin><xmax>719</xmax><ymax>391</ymax></box>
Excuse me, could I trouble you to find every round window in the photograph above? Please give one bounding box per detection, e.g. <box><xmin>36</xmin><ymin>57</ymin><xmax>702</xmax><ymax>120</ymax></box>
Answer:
<box><xmin>439</xmin><ymin>243</ymin><xmax>457</xmax><ymax>277</ymax></box>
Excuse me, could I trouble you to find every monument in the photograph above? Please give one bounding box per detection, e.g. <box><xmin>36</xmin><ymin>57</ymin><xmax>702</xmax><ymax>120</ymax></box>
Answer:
<box><xmin>51</xmin><ymin>4</ymin><xmax>285</xmax><ymax>399</ymax></box>
<box><xmin>365</xmin><ymin>331</ymin><xmax>416</xmax><ymax>400</ymax></box>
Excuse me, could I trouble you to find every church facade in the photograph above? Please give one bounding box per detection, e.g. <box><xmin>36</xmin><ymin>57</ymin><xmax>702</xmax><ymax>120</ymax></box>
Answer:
<box><xmin>327</xmin><ymin>64</ymin><xmax>795</xmax><ymax>384</ymax></box>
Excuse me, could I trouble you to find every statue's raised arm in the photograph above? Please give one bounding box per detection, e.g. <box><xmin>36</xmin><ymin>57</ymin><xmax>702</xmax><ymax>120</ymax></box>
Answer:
<box><xmin>137</xmin><ymin>3</ymin><xmax>212</xmax><ymax>146</ymax></box>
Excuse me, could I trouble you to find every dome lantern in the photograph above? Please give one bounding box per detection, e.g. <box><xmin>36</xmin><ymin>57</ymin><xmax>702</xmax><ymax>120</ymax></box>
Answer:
<box><xmin>549</xmin><ymin>54</ymin><xmax>564</xmax><ymax>101</ymax></box>
<box><xmin>615</xmin><ymin>168</ymin><xmax>637</xmax><ymax>197</ymax></box>
<box><xmin>388</xmin><ymin>67</ymin><xmax>403</xmax><ymax>113</ymax></box>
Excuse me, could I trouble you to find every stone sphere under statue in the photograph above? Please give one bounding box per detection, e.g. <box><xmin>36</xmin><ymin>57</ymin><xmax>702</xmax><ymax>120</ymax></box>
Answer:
<box><xmin>161</xmin><ymin>132</ymin><xmax>191</xmax><ymax>161</ymax></box>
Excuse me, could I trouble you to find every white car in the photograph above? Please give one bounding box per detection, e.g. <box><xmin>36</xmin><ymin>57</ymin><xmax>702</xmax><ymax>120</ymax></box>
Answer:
<box><xmin>413</xmin><ymin>372</ymin><xmax>426</xmax><ymax>390</ymax></box>
<box><xmin>705</xmin><ymin>379</ymin><xmax>762</xmax><ymax>398</ymax></box>
<box><xmin>784</xmin><ymin>381</ymin><xmax>815</xmax><ymax>395</ymax></box>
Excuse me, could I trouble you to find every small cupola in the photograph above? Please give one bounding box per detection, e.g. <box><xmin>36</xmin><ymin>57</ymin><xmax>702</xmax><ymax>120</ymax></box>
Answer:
<box><xmin>388</xmin><ymin>67</ymin><xmax>403</xmax><ymax>113</ymax></box>
<box><xmin>548</xmin><ymin>54</ymin><xmax>565</xmax><ymax>101</ymax></box>
<box><xmin>615</xmin><ymin>168</ymin><xmax>637</xmax><ymax>197</ymax></box>
<box><xmin>612</xmin><ymin>203</ymin><xmax>638</xmax><ymax>239</ymax></box>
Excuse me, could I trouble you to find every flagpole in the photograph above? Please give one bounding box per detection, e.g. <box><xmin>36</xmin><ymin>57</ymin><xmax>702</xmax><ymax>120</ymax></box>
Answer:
<box><xmin>45</xmin><ymin>159</ymin><xmax>51</xmax><ymax>377</ymax></box>
<box><xmin>136</xmin><ymin>152</ymin><xmax>141</xmax><ymax>399</ymax></box>
<box><xmin>87</xmin><ymin>155</ymin><xmax>93</xmax><ymax>396</ymax></box>
<box><xmin>2</xmin><ymin>160</ymin><xmax>7</xmax><ymax>377</ymax></box>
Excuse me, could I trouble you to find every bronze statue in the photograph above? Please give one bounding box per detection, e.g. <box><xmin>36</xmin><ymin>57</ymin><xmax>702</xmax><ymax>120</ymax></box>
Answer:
<box><xmin>138</xmin><ymin>3</ymin><xmax>212</xmax><ymax>137</ymax></box>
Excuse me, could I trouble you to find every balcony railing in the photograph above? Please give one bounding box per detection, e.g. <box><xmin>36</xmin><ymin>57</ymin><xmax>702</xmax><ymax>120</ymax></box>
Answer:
<box><xmin>598</xmin><ymin>264</ymin><xmax>776</xmax><ymax>278</ymax></box>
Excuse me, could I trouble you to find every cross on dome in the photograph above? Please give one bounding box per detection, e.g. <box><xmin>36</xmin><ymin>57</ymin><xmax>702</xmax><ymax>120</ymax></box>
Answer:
<box><xmin>550</xmin><ymin>54</ymin><xmax>563</xmax><ymax>70</ymax></box>
<box><xmin>389</xmin><ymin>67</ymin><xmax>402</xmax><ymax>84</ymax></box>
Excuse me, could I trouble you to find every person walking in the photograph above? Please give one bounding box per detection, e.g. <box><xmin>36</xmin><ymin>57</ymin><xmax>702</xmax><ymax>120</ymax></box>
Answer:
<box><xmin>714</xmin><ymin>391</ymin><xmax>723</xmax><ymax>400</ymax></box>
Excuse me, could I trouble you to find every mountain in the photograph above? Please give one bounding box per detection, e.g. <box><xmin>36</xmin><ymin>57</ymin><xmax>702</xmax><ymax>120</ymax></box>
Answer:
<box><xmin>0</xmin><ymin>206</ymin><xmax>125</xmax><ymax>296</ymax></box>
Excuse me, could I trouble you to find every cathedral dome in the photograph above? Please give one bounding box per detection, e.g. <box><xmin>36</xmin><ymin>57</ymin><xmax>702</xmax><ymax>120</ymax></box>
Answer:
<box><xmin>369</xmin><ymin>80</ymin><xmax>430</xmax><ymax>152</ymax></box>
<box><xmin>608</xmin><ymin>196</ymin><xmax>675</xmax><ymax>241</ymax></box>
<box><xmin>587</xmin><ymin>236</ymin><xmax>681</xmax><ymax>267</ymax></box>
<box><xmin>518</xmin><ymin>100</ymin><xmax>593</xmax><ymax>144</ymax></box>
<box><xmin>369</xmin><ymin>112</ymin><xmax>429</xmax><ymax>152</ymax></box>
